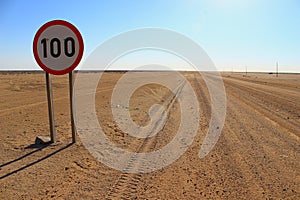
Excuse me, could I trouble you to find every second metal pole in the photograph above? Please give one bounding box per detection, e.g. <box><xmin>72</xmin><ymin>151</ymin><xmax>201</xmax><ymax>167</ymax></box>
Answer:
<box><xmin>276</xmin><ymin>62</ymin><xmax>279</xmax><ymax>77</ymax></box>
<box><xmin>69</xmin><ymin>71</ymin><xmax>76</xmax><ymax>143</ymax></box>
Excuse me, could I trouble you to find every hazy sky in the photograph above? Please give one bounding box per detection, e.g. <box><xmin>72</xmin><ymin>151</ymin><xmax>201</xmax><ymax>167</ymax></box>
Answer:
<box><xmin>0</xmin><ymin>0</ymin><xmax>299</xmax><ymax>72</ymax></box>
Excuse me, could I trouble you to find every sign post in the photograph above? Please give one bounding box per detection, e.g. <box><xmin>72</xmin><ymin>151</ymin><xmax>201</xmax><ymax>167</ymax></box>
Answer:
<box><xmin>45</xmin><ymin>72</ymin><xmax>56</xmax><ymax>143</ymax></box>
<box><xmin>33</xmin><ymin>20</ymin><xmax>84</xmax><ymax>143</ymax></box>
<box><xmin>69</xmin><ymin>71</ymin><xmax>76</xmax><ymax>142</ymax></box>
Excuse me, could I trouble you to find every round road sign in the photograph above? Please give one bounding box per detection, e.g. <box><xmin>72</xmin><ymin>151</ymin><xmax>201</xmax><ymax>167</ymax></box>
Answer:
<box><xmin>33</xmin><ymin>20</ymin><xmax>84</xmax><ymax>75</ymax></box>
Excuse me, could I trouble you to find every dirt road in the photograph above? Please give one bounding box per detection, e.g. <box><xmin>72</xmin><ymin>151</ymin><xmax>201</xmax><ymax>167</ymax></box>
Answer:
<box><xmin>0</xmin><ymin>72</ymin><xmax>299</xmax><ymax>199</ymax></box>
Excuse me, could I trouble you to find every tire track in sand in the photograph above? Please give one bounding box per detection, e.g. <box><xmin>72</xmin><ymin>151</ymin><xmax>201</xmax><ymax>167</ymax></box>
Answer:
<box><xmin>105</xmin><ymin>80</ymin><xmax>186</xmax><ymax>200</ymax></box>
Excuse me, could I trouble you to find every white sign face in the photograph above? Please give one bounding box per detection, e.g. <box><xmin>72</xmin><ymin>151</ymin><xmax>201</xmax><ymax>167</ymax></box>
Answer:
<box><xmin>33</xmin><ymin>20</ymin><xmax>84</xmax><ymax>75</ymax></box>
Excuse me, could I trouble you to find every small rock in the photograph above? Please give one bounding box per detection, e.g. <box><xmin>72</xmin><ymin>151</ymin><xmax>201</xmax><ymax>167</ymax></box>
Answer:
<box><xmin>107</xmin><ymin>123</ymin><xmax>113</xmax><ymax>128</ymax></box>
<box><xmin>35</xmin><ymin>136</ymin><xmax>51</xmax><ymax>144</ymax></box>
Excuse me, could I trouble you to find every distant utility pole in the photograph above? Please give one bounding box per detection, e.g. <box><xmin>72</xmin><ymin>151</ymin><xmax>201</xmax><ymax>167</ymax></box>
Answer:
<box><xmin>276</xmin><ymin>62</ymin><xmax>279</xmax><ymax>77</ymax></box>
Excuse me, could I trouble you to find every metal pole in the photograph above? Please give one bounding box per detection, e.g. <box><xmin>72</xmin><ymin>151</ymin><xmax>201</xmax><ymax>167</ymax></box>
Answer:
<box><xmin>46</xmin><ymin>72</ymin><xmax>56</xmax><ymax>143</ymax></box>
<box><xmin>276</xmin><ymin>62</ymin><xmax>279</xmax><ymax>77</ymax></box>
<box><xmin>69</xmin><ymin>71</ymin><xmax>76</xmax><ymax>143</ymax></box>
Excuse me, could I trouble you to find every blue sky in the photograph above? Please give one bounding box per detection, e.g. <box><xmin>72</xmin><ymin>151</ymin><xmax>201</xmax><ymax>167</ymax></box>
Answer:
<box><xmin>0</xmin><ymin>0</ymin><xmax>299</xmax><ymax>72</ymax></box>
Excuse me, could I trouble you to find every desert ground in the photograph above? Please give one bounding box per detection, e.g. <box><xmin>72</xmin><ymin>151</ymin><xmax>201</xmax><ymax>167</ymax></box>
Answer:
<box><xmin>0</xmin><ymin>71</ymin><xmax>299</xmax><ymax>199</ymax></box>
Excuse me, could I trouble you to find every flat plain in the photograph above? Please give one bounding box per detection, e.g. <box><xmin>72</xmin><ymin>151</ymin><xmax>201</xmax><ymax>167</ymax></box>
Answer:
<box><xmin>0</xmin><ymin>71</ymin><xmax>299</xmax><ymax>199</ymax></box>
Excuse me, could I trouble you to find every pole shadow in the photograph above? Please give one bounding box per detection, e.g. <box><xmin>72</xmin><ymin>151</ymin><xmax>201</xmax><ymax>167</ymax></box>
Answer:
<box><xmin>0</xmin><ymin>143</ymin><xmax>50</xmax><ymax>169</ymax></box>
<box><xmin>0</xmin><ymin>143</ymin><xmax>73</xmax><ymax>180</ymax></box>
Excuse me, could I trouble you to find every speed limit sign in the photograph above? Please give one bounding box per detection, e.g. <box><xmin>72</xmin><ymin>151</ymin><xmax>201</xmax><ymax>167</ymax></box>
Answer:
<box><xmin>32</xmin><ymin>20</ymin><xmax>83</xmax><ymax>144</ymax></box>
<box><xmin>33</xmin><ymin>20</ymin><xmax>84</xmax><ymax>75</ymax></box>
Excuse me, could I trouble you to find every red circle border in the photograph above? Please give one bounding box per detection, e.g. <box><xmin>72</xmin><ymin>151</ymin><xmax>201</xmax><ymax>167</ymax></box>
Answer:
<box><xmin>33</xmin><ymin>20</ymin><xmax>84</xmax><ymax>75</ymax></box>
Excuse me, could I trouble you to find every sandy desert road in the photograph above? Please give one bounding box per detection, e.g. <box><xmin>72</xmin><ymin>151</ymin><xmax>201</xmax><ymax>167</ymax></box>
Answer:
<box><xmin>0</xmin><ymin>71</ymin><xmax>299</xmax><ymax>199</ymax></box>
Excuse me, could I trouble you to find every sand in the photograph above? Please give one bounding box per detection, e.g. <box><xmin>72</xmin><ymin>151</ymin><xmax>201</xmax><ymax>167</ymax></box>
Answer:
<box><xmin>0</xmin><ymin>71</ymin><xmax>299</xmax><ymax>199</ymax></box>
